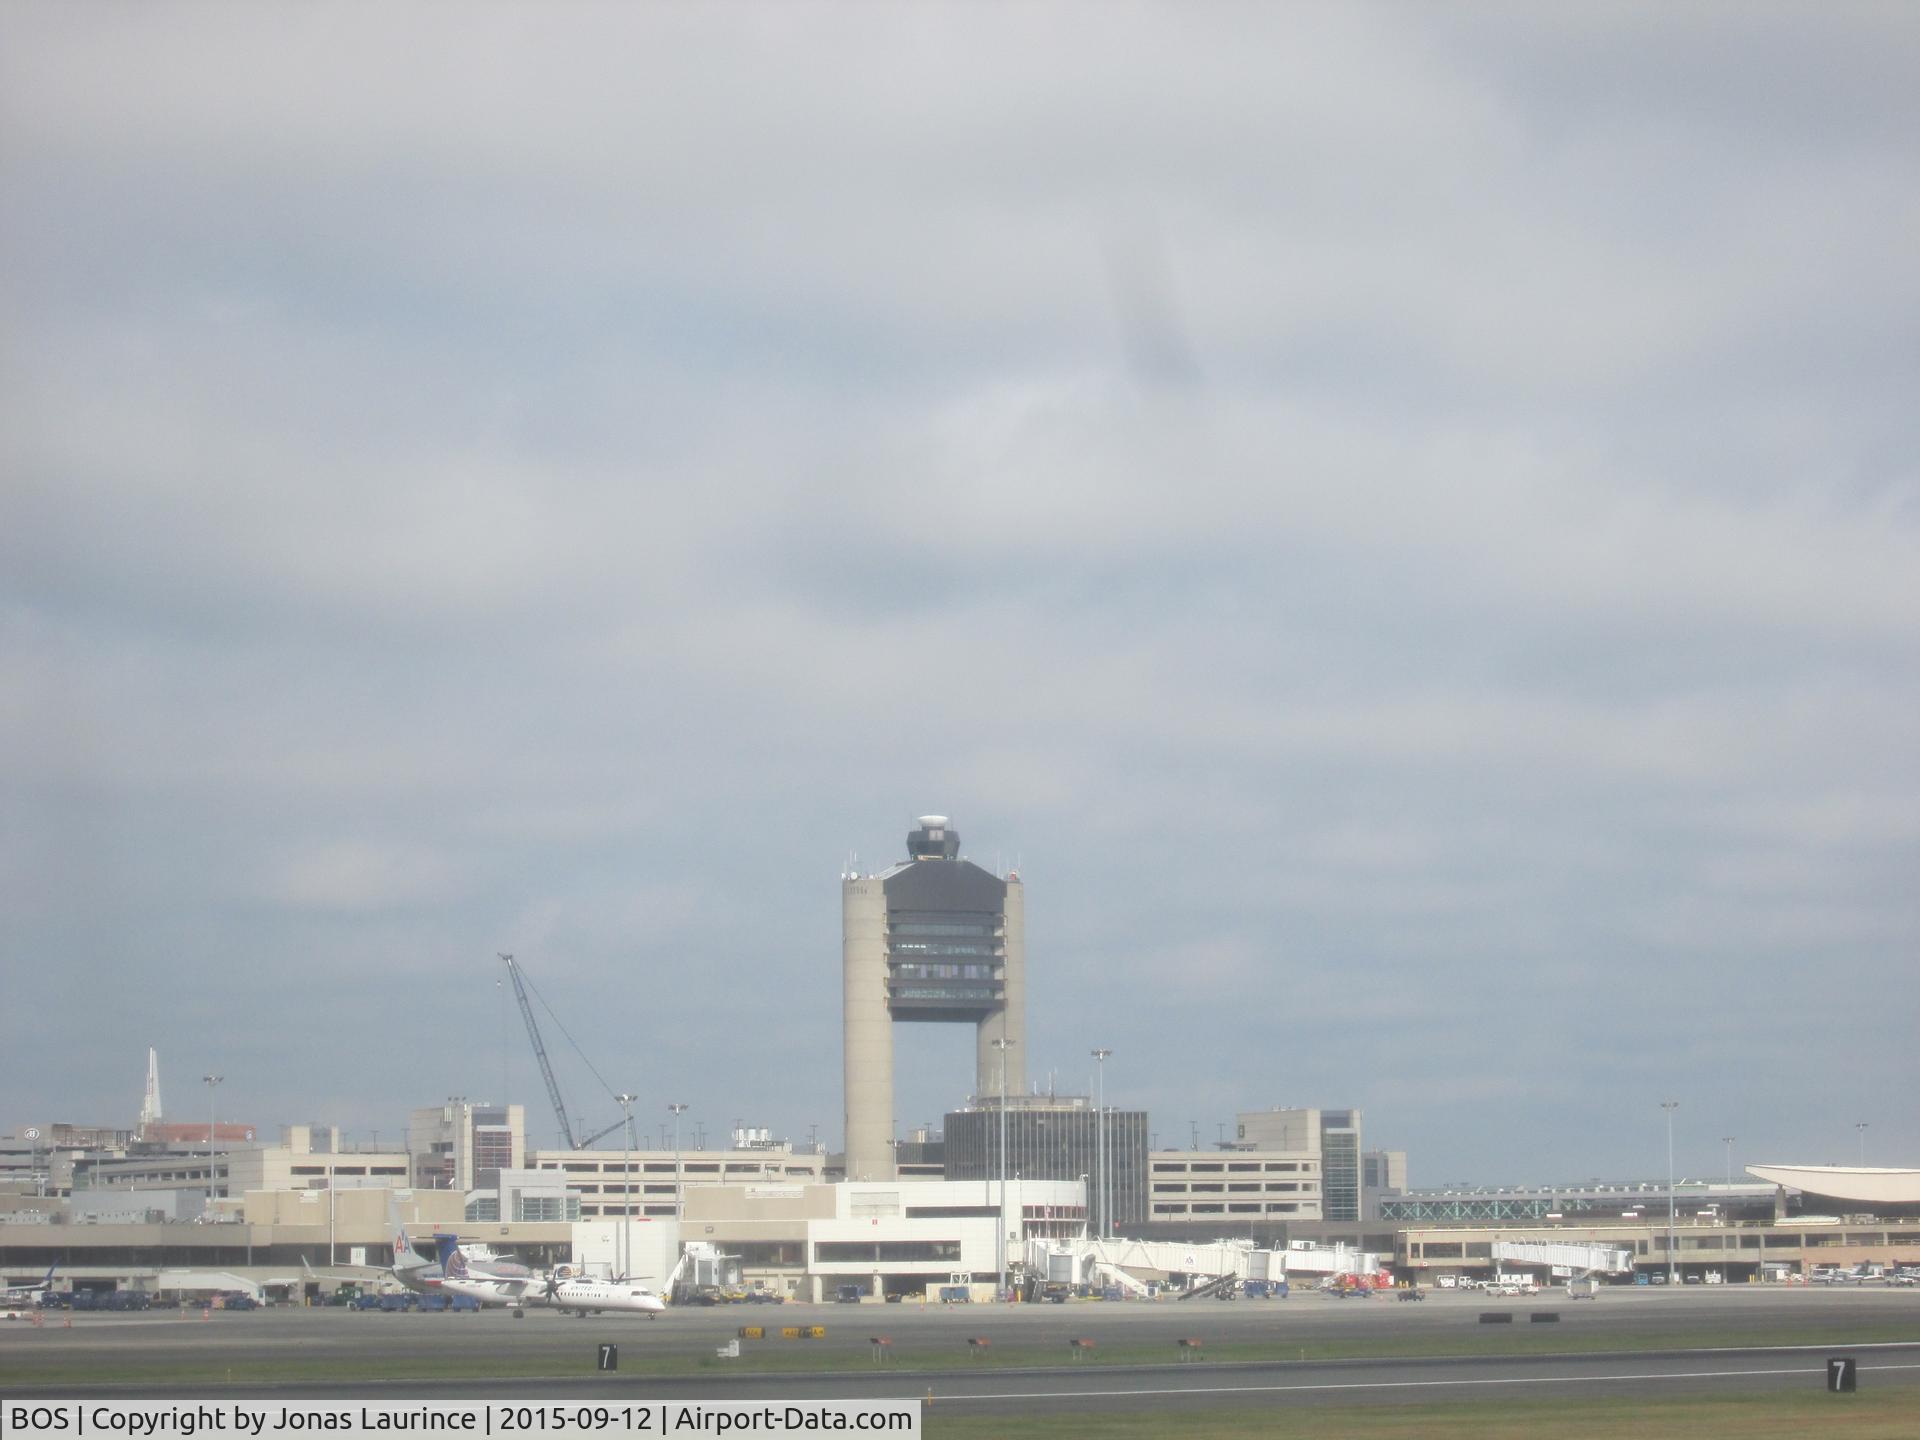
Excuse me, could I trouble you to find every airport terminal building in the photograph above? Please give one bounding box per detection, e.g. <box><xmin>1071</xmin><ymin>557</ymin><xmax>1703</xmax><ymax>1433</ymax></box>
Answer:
<box><xmin>6</xmin><ymin>817</ymin><xmax>1915</xmax><ymax>1303</ymax></box>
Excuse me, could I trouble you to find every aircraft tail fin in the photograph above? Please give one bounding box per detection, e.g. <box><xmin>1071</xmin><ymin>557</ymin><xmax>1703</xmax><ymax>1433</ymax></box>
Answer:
<box><xmin>432</xmin><ymin>1234</ymin><xmax>469</xmax><ymax>1279</ymax></box>
<box><xmin>385</xmin><ymin>1192</ymin><xmax>416</xmax><ymax>1271</ymax></box>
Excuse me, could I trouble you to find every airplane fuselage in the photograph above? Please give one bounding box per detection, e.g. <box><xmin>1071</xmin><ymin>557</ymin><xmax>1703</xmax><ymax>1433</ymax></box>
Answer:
<box><xmin>2</xmin><ymin>1266</ymin><xmax>57</xmax><ymax>1303</ymax></box>
<box><xmin>443</xmin><ymin>1278</ymin><xmax>528</xmax><ymax>1308</ymax></box>
<box><xmin>547</xmin><ymin>1280</ymin><xmax>665</xmax><ymax>1316</ymax></box>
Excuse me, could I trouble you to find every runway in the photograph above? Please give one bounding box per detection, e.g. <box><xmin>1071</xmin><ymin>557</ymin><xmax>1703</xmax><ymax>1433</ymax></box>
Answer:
<box><xmin>5</xmin><ymin>1285</ymin><xmax>1918</xmax><ymax>1415</ymax></box>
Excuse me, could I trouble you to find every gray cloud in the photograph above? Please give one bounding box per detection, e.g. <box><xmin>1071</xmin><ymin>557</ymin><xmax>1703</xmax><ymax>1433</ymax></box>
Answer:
<box><xmin>2</xmin><ymin>3</ymin><xmax>1914</xmax><ymax>1182</ymax></box>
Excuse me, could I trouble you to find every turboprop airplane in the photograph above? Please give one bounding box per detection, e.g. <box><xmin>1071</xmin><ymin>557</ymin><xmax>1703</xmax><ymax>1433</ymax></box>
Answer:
<box><xmin>540</xmin><ymin>1266</ymin><xmax>665</xmax><ymax>1318</ymax></box>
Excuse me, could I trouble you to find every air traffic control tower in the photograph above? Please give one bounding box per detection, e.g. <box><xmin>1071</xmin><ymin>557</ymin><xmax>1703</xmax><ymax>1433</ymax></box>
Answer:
<box><xmin>843</xmin><ymin>817</ymin><xmax>1026</xmax><ymax>1182</ymax></box>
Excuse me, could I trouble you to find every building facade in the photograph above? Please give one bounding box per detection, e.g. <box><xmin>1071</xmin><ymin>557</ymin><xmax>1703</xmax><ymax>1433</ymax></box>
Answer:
<box><xmin>407</xmin><ymin>1101</ymin><xmax>524</xmax><ymax>1191</ymax></box>
<box><xmin>528</xmin><ymin>1144</ymin><xmax>826</xmax><ymax>1219</ymax></box>
<box><xmin>1236</xmin><ymin>1108</ymin><xmax>1362</xmax><ymax>1222</ymax></box>
<box><xmin>69</xmin><ymin>1127</ymin><xmax>408</xmax><ymax>1210</ymax></box>
<box><xmin>1145</xmin><ymin>1145</ymin><xmax>1323</xmax><ymax>1231</ymax></box>
<box><xmin>1362</xmin><ymin>1148</ymin><xmax>1408</xmax><ymax>1220</ymax></box>
<box><xmin>943</xmin><ymin>1097</ymin><xmax>1146</xmax><ymax>1234</ymax></box>
<box><xmin>681</xmin><ymin>1177</ymin><xmax>1085</xmax><ymax>1301</ymax></box>
<box><xmin>1397</xmin><ymin>1215</ymin><xmax>1920</xmax><ymax>1284</ymax></box>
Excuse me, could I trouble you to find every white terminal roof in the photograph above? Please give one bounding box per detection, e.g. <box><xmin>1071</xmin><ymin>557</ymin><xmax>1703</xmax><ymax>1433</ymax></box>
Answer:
<box><xmin>1746</xmin><ymin>1165</ymin><xmax>1920</xmax><ymax>1206</ymax></box>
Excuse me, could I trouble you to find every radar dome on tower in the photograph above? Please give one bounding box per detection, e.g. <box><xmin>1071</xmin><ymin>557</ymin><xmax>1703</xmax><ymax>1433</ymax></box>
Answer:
<box><xmin>907</xmin><ymin>816</ymin><xmax>959</xmax><ymax>860</ymax></box>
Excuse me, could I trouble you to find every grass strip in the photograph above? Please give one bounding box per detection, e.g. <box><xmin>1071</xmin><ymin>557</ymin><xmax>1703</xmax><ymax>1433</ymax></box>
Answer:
<box><xmin>4</xmin><ymin>1318</ymin><xmax>1917</xmax><ymax>1387</ymax></box>
<box><xmin>921</xmin><ymin>1388</ymin><xmax>1920</xmax><ymax>1439</ymax></box>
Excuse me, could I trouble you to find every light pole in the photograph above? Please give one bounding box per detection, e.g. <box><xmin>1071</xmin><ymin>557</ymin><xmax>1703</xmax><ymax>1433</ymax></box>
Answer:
<box><xmin>992</xmin><ymin>1037</ymin><xmax>1016</xmax><ymax>1300</ymax></box>
<box><xmin>202</xmin><ymin>1075</ymin><xmax>224</xmax><ymax>1212</ymax></box>
<box><xmin>1856</xmin><ymin>1122</ymin><xmax>1868</xmax><ymax>1166</ymax></box>
<box><xmin>1661</xmin><ymin>1101</ymin><xmax>1679</xmax><ymax>1285</ymax></box>
<box><xmin>668</xmin><ymin>1104</ymin><xmax>688</xmax><ymax>1219</ymax></box>
<box><xmin>1721</xmin><ymin>1134</ymin><xmax>1735</xmax><ymax>1277</ymax></box>
<box><xmin>1091</xmin><ymin>1049</ymin><xmax>1112</xmax><ymax>1240</ymax></box>
<box><xmin>615</xmin><ymin>1093</ymin><xmax>637</xmax><ymax>1279</ymax></box>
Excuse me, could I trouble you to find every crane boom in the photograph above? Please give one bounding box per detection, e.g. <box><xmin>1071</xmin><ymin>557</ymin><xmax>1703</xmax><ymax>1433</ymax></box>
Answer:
<box><xmin>577</xmin><ymin>1116</ymin><xmax>637</xmax><ymax>1149</ymax></box>
<box><xmin>501</xmin><ymin>952</ymin><xmax>578</xmax><ymax>1150</ymax></box>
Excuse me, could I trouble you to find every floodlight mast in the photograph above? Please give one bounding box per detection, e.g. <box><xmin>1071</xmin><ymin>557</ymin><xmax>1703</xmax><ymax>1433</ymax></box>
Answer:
<box><xmin>501</xmin><ymin>952</ymin><xmax>578</xmax><ymax>1150</ymax></box>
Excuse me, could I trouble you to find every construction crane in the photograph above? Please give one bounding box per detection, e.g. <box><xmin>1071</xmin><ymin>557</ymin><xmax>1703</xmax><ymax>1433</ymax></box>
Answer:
<box><xmin>500</xmin><ymin>953</ymin><xmax>635</xmax><ymax>1151</ymax></box>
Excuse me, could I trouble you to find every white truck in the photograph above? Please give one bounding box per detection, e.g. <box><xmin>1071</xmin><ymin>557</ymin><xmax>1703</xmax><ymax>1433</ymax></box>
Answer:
<box><xmin>1487</xmin><ymin>1276</ymin><xmax>1541</xmax><ymax>1296</ymax></box>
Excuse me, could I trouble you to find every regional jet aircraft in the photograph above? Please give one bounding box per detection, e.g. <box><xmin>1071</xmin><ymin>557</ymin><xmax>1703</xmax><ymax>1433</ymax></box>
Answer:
<box><xmin>1</xmin><ymin>1264</ymin><xmax>56</xmax><ymax>1303</ymax></box>
<box><xmin>388</xmin><ymin>1225</ymin><xmax>440</xmax><ymax>1291</ymax></box>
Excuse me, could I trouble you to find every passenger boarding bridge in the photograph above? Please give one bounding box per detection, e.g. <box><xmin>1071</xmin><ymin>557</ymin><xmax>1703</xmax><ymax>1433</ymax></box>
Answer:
<box><xmin>1027</xmin><ymin>1236</ymin><xmax>1387</xmax><ymax>1293</ymax></box>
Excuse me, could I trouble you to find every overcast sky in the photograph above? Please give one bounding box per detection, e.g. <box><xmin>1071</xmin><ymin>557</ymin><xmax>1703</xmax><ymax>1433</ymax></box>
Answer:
<box><xmin>3</xmin><ymin>3</ymin><xmax>1914</xmax><ymax>1186</ymax></box>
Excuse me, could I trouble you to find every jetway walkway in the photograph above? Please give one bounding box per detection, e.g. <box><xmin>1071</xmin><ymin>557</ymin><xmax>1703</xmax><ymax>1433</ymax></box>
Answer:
<box><xmin>1281</xmin><ymin>1243</ymin><xmax>1383</xmax><ymax>1278</ymax></box>
<box><xmin>1030</xmin><ymin>1237</ymin><xmax>1254</xmax><ymax>1287</ymax></box>
<box><xmin>1028</xmin><ymin>1237</ymin><xmax>1385</xmax><ymax>1292</ymax></box>
<box><xmin>1490</xmin><ymin>1240</ymin><xmax>1635</xmax><ymax>1275</ymax></box>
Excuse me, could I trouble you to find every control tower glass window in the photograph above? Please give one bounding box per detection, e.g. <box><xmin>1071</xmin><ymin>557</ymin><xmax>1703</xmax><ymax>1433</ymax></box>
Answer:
<box><xmin>887</xmin><ymin>909</ymin><xmax>1004</xmax><ymax>1019</ymax></box>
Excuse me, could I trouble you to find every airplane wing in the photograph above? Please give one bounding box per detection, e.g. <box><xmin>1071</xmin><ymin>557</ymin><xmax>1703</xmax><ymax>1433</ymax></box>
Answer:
<box><xmin>298</xmin><ymin>1256</ymin><xmax>383</xmax><ymax>1281</ymax></box>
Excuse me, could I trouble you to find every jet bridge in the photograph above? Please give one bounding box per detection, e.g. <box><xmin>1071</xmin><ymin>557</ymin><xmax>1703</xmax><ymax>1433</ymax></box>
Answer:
<box><xmin>1027</xmin><ymin>1237</ymin><xmax>1385</xmax><ymax>1293</ymax></box>
<box><xmin>1490</xmin><ymin>1239</ymin><xmax>1635</xmax><ymax>1275</ymax></box>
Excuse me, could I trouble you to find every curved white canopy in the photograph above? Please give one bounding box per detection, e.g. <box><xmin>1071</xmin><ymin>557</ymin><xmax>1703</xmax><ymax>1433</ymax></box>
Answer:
<box><xmin>1746</xmin><ymin>1165</ymin><xmax>1920</xmax><ymax>1206</ymax></box>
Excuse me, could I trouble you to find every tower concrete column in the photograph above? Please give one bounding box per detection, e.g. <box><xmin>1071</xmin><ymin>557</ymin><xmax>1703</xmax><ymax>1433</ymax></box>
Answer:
<box><xmin>976</xmin><ymin>874</ymin><xmax>1027</xmax><ymax>1099</ymax></box>
<box><xmin>842</xmin><ymin>875</ymin><xmax>895</xmax><ymax>1181</ymax></box>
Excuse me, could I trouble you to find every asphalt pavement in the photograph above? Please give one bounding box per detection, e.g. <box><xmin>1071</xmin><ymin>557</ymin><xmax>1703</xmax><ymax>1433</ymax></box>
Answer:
<box><xmin>5</xmin><ymin>1284</ymin><xmax>1917</xmax><ymax>1414</ymax></box>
